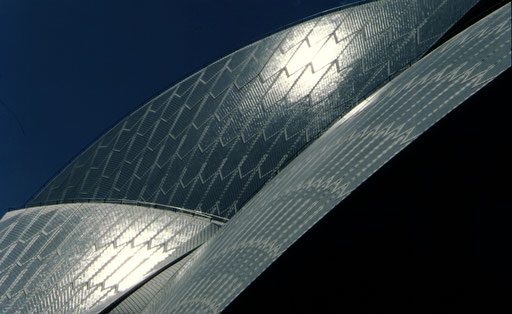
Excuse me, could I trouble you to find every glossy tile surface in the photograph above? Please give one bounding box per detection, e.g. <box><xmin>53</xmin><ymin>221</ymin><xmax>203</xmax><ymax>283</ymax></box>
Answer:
<box><xmin>108</xmin><ymin>252</ymin><xmax>193</xmax><ymax>314</ymax></box>
<box><xmin>0</xmin><ymin>203</ymin><xmax>218</xmax><ymax>313</ymax></box>
<box><xmin>142</xmin><ymin>4</ymin><xmax>511</xmax><ymax>312</ymax></box>
<box><xmin>3</xmin><ymin>0</ymin><xmax>502</xmax><ymax>312</ymax></box>
<box><xmin>28</xmin><ymin>0</ymin><xmax>476</xmax><ymax>219</ymax></box>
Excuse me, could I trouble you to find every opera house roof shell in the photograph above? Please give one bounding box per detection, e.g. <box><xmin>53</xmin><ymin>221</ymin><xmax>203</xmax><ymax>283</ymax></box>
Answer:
<box><xmin>1</xmin><ymin>0</ymin><xmax>510</xmax><ymax>312</ymax></box>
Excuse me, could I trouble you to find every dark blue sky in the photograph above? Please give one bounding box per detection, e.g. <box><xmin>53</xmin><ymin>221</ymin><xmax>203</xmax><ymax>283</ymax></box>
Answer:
<box><xmin>0</xmin><ymin>0</ymin><xmax>359</xmax><ymax>217</ymax></box>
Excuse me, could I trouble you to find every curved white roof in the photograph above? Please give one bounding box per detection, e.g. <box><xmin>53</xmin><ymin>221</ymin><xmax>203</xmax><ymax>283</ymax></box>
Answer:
<box><xmin>28</xmin><ymin>0</ymin><xmax>475</xmax><ymax>219</ymax></box>
<box><xmin>0</xmin><ymin>203</ymin><xmax>218</xmax><ymax>312</ymax></box>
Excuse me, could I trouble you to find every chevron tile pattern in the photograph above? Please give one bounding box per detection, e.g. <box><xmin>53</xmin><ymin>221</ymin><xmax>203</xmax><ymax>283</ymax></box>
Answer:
<box><xmin>109</xmin><ymin>252</ymin><xmax>194</xmax><ymax>313</ymax></box>
<box><xmin>141</xmin><ymin>4</ymin><xmax>511</xmax><ymax>312</ymax></box>
<box><xmin>0</xmin><ymin>203</ymin><xmax>219</xmax><ymax>313</ymax></box>
<box><xmin>27</xmin><ymin>0</ymin><xmax>477</xmax><ymax>219</ymax></box>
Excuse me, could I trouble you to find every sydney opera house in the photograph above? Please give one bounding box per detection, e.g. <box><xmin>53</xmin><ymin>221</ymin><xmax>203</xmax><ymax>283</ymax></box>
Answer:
<box><xmin>1</xmin><ymin>0</ymin><xmax>510</xmax><ymax>312</ymax></box>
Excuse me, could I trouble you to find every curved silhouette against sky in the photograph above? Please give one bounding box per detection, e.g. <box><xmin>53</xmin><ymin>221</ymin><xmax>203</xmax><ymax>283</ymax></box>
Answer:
<box><xmin>0</xmin><ymin>0</ymin><xmax>359</xmax><ymax>216</ymax></box>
